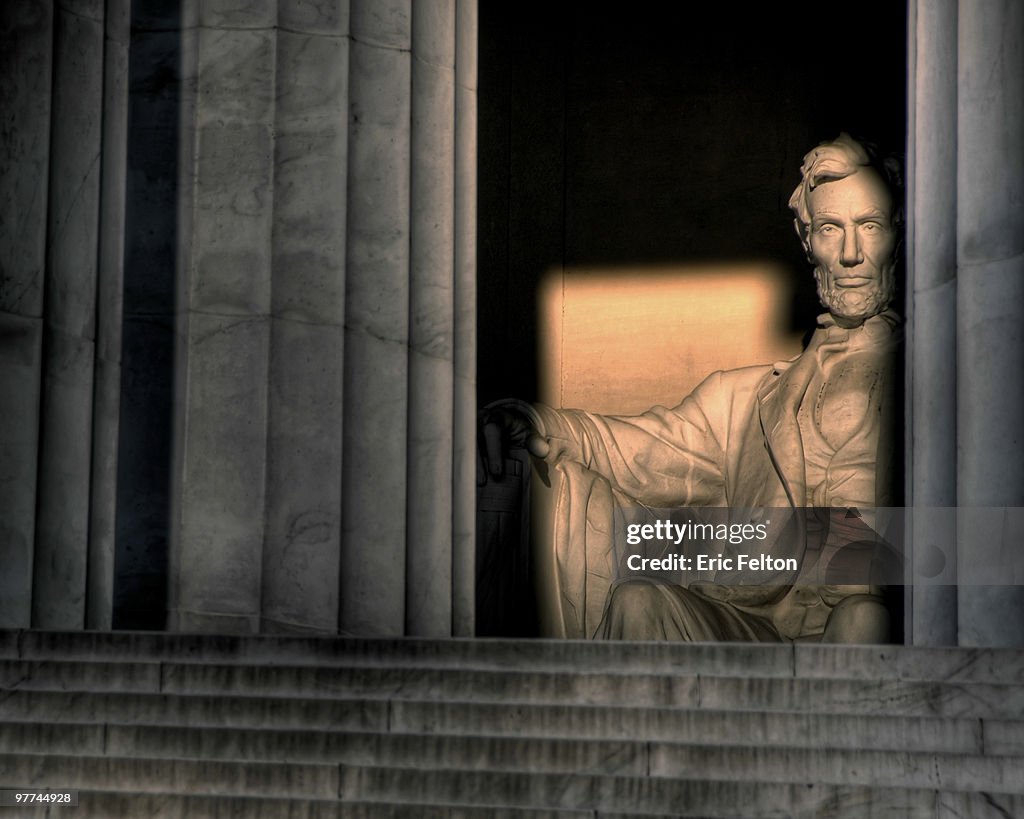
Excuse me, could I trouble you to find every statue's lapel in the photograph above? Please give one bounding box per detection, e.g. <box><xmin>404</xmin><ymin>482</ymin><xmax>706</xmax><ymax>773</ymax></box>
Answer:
<box><xmin>757</xmin><ymin>350</ymin><xmax>817</xmax><ymax>509</ymax></box>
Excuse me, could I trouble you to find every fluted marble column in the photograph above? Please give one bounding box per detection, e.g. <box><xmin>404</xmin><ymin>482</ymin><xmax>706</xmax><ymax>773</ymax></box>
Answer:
<box><xmin>0</xmin><ymin>0</ymin><xmax>128</xmax><ymax>629</ymax></box>
<box><xmin>908</xmin><ymin>0</ymin><xmax>958</xmax><ymax>646</ymax></box>
<box><xmin>1</xmin><ymin>0</ymin><xmax>476</xmax><ymax>635</ymax></box>
<box><xmin>406</xmin><ymin>0</ymin><xmax>456</xmax><ymax>636</ymax></box>
<box><xmin>32</xmin><ymin>0</ymin><xmax>105</xmax><ymax>629</ymax></box>
<box><xmin>0</xmin><ymin>0</ymin><xmax>52</xmax><ymax>628</ymax></box>
<box><xmin>261</xmin><ymin>0</ymin><xmax>349</xmax><ymax>634</ymax></box>
<box><xmin>339</xmin><ymin>0</ymin><xmax>412</xmax><ymax>636</ymax></box>
<box><xmin>87</xmin><ymin>0</ymin><xmax>131</xmax><ymax>630</ymax></box>
<box><xmin>163</xmin><ymin>0</ymin><xmax>477</xmax><ymax>636</ymax></box>
<box><xmin>452</xmin><ymin>0</ymin><xmax>478</xmax><ymax>637</ymax></box>
<box><xmin>907</xmin><ymin>0</ymin><xmax>1024</xmax><ymax>648</ymax></box>
<box><xmin>955</xmin><ymin>0</ymin><xmax>1024</xmax><ymax>647</ymax></box>
<box><xmin>169</xmin><ymin>0</ymin><xmax>277</xmax><ymax>632</ymax></box>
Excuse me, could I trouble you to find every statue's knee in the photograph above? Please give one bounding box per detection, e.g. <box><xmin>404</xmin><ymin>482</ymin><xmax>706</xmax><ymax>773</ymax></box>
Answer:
<box><xmin>823</xmin><ymin>595</ymin><xmax>890</xmax><ymax>644</ymax></box>
<box><xmin>607</xmin><ymin>580</ymin><xmax>662</xmax><ymax>615</ymax></box>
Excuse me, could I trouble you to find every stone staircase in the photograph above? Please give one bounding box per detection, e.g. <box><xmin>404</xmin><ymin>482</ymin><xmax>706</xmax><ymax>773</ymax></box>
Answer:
<box><xmin>0</xmin><ymin>631</ymin><xmax>1022</xmax><ymax>818</ymax></box>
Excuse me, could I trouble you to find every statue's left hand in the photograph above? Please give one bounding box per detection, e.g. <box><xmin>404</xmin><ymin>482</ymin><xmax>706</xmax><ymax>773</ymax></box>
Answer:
<box><xmin>478</xmin><ymin>402</ymin><xmax>549</xmax><ymax>483</ymax></box>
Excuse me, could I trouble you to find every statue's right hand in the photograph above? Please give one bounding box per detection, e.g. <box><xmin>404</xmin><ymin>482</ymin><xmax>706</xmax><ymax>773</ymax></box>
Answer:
<box><xmin>479</xmin><ymin>403</ymin><xmax>550</xmax><ymax>480</ymax></box>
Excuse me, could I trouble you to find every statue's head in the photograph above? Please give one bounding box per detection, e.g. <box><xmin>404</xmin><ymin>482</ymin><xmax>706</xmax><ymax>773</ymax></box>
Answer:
<box><xmin>789</xmin><ymin>133</ymin><xmax>903</xmax><ymax>326</ymax></box>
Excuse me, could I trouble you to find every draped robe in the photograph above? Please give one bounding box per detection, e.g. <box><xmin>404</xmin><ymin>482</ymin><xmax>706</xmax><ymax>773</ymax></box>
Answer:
<box><xmin>523</xmin><ymin>311</ymin><xmax>901</xmax><ymax>640</ymax></box>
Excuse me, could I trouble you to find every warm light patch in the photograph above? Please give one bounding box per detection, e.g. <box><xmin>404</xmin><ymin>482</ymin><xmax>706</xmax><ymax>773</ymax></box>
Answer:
<box><xmin>538</xmin><ymin>264</ymin><xmax>805</xmax><ymax>415</ymax></box>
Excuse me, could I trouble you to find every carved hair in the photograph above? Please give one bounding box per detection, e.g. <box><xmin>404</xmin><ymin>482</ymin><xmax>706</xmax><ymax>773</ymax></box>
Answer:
<box><xmin>788</xmin><ymin>133</ymin><xmax>904</xmax><ymax>244</ymax></box>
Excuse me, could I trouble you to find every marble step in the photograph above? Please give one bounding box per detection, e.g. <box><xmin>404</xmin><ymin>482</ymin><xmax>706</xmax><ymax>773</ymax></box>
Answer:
<box><xmin>7</xmin><ymin>788</ymin><xmax>1022</xmax><ymax>819</ymax></box>
<box><xmin>1</xmin><ymin>705</ymin><xmax>1019</xmax><ymax>757</ymax></box>
<box><xmin>0</xmin><ymin>689</ymin><xmax>387</xmax><ymax>732</ymax></box>
<box><xmin>2</xmin><ymin>725</ymin><xmax>1022</xmax><ymax>792</ymax></box>
<box><xmin>338</xmin><ymin>765</ymin><xmax>1024</xmax><ymax>818</ymax></box>
<box><xmin>0</xmin><ymin>752</ymin><xmax>339</xmax><ymax>800</ymax></box>
<box><xmin>0</xmin><ymin>789</ymin><xmax>679</xmax><ymax>819</ymax></box>
<box><xmin>5</xmin><ymin>629</ymin><xmax>1024</xmax><ymax>684</ymax></box>
<box><xmin>338</xmin><ymin>765</ymin><xmax>938</xmax><ymax>818</ymax></box>
<box><xmin>2</xmin><ymin>657</ymin><xmax>1024</xmax><ymax>719</ymax></box>
<box><xmin>3</xmin><ymin>631</ymin><xmax>1023</xmax><ymax>817</ymax></box>
<box><xmin>4</xmin><ymin>732</ymin><xmax>650</xmax><ymax>777</ymax></box>
<box><xmin>6</xmin><ymin>752</ymin><xmax>1023</xmax><ymax>815</ymax></box>
<box><xmin>391</xmin><ymin>698</ymin><xmax>1013</xmax><ymax>753</ymax></box>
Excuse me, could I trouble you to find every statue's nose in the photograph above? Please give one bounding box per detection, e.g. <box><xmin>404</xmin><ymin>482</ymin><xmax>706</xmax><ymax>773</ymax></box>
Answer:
<box><xmin>840</xmin><ymin>228</ymin><xmax>863</xmax><ymax>266</ymax></box>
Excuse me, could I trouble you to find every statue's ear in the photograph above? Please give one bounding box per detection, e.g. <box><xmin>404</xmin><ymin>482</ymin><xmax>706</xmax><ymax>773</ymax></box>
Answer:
<box><xmin>794</xmin><ymin>219</ymin><xmax>813</xmax><ymax>261</ymax></box>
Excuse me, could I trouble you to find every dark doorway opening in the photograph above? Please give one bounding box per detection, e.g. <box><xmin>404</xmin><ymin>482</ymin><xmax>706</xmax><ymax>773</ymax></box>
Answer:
<box><xmin>476</xmin><ymin>1</ymin><xmax>908</xmax><ymax>637</ymax></box>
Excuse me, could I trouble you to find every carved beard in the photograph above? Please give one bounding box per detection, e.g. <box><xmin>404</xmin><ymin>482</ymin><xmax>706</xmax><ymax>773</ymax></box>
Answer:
<box><xmin>814</xmin><ymin>264</ymin><xmax>896</xmax><ymax>324</ymax></box>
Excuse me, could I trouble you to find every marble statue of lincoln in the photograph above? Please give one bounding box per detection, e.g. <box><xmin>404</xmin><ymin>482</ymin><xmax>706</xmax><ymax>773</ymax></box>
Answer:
<box><xmin>484</xmin><ymin>133</ymin><xmax>903</xmax><ymax>643</ymax></box>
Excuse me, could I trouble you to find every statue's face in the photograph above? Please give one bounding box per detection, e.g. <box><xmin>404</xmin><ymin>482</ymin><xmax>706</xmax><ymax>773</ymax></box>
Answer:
<box><xmin>805</xmin><ymin>167</ymin><xmax>897</xmax><ymax>324</ymax></box>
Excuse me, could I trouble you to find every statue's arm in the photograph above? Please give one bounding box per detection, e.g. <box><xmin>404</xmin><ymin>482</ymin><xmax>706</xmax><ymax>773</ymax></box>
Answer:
<box><xmin>526</xmin><ymin>372</ymin><xmax>730</xmax><ymax>506</ymax></box>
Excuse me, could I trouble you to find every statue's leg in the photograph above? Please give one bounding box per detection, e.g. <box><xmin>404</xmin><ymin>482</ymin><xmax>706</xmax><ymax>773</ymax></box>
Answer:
<box><xmin>597</xmin><ymin>579</ymin><xmax>782</xmax><ymax>642</ymax></box>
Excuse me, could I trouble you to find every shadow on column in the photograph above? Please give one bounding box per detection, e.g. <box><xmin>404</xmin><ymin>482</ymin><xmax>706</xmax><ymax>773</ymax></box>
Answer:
<box><xmin>112</xmin><ymin>0</ymin><xmax>181</xmax><ymax>630</ymax></box>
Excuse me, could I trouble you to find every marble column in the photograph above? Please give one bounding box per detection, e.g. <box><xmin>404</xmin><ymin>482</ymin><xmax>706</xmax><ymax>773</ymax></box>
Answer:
<box><xmin>406</xmin><ymin>0</ymin><xmax>456</xmax><ymax>637</ymax></box>
<box><xmin>452</xmin><ymin>0</ymin><xmax>478</xmax><ymax>637</ymax></box>
<box><xmin>261</xmin><ymin>0</ymin><xmax>349</xmax><ymax>634</ymax></box>
<box><xmin>339</xmin><ymin>0</ymin><xmax>412</xmax><ymax>636</ymax></box>
<box><xmin>87</xmin><ymin>0</ymin><xmax>131</xmax><ymax>630</ymax></box>
<box><xmin>168</xmin><ymin>0</ymin><xmax>276</xmax><ymax>633</ymax></box>
<box><xmin>955</xmin><ymin>0</ymin><xmax>1024</xmax><ymax>647</ymax></box>
<box><xmin>908</xmin><ymin>0</ymin><xmax>958</xmax><ymax>645</ymax></box>
<box><xmin>161</xmin><ymin>0</ymin><xmax>476</xmax><ymax>636</ymax></box>
<box><xmin>0</xmin><ymin>0</ymin><xmax>52</xmax><ymax>628</ymax></box>
<box><xmin>0</xmin><ymin>0</ymin><xmax>477</xmax><ymax>635</ymax></box>
<box><xmin>32</xmin><ymin>0</ymin><xmax>105</xmax><ymax>629</ymax></box>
